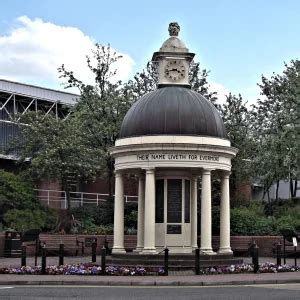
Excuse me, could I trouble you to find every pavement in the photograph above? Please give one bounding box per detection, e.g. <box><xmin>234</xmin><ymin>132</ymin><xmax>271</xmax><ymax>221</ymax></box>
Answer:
<box><xmin>0</xmin><ymin>256</ymin><xmax>299</xmax><ymax>287</ymax></box>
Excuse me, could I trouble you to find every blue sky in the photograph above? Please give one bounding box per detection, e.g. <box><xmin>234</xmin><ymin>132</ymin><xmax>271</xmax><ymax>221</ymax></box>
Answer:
<box><xmin>1</xmin><ymin>0</ymin><xmax>299</xmax><ymax>102</ymax></box>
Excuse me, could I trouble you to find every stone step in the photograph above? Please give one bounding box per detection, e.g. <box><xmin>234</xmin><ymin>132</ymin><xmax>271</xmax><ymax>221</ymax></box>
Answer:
<box><xmin>111</xmin><ymin>253</ymin><xmax>235</xmax><ymax>261</ymax></box>
<box><xmin>106</xmin><ymin>256</ymin><xmax>243</xmax><ymax>269</ymax></box>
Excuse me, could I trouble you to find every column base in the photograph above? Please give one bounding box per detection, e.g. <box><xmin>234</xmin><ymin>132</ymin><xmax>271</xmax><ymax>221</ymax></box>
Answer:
<box><xmin>112</xmin><ymin>247</ymin><xmax>126</xmax><ymax>254</ymax></box>
<box><xmin>133</xmin><ymin>247</ymin><xmax>143</xmax><ymax>253</ymax></box>
<box><xmin>217</xmin><ymin>248</ymin><xmax>233</xmax><ymax>255</ymax></box>
<box><xmin>141</xmin><ymin>248</ymin><xmax>158</xmax><ymax>255</ymax></box>
<box><xmin>200</xmin><ymin>248</ymin><xmax>216</xmax><ymax>255</ymax></box>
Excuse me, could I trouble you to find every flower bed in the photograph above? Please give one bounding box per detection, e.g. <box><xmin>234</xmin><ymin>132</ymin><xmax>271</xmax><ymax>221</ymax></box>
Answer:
<box><xmin>0</xmin><ymin>263</ymin><xmax>298</xmax><ymax>276</ymax></box>
<box><xmin>0</xmin><ymin>263</ymin><xmax>160</xmax><ymax>276</ymax></box>
<box><xmin>198</xmin><ymin>263</ymin><xmax>299</xmax><ymax>275</ymax></box>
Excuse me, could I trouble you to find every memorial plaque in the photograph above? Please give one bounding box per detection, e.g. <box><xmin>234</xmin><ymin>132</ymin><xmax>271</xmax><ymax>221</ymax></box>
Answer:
<box><xmin>167</xmin><ymin>179</ymin><xmax>182</xmax><ymax>223</ymax></box>
<box><xmin>167</xmin><ymin>224</ymin><xmax>182</xmax><ymax>234</ymax></box>
<box><xmin>155</xmin><ymin>179</ymin><xmax>164</xmax><ymax>223</ymax></box>
<box><xmin>185</xmin><ymin>180</ymin><xmax>190</xmax><ymax>223</ymax></box>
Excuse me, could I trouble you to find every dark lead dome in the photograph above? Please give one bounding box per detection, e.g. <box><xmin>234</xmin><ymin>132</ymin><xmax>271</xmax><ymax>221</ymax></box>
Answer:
<box><xmin>120</xmin><ymin>87</ymin><xmax>227</xmax><ymax>139</ymax></box>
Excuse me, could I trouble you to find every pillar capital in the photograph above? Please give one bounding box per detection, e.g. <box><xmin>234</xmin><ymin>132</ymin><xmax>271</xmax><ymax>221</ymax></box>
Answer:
<box><xmin>143</xmin><ymin>167</ymin><xmax>155</xmax><ymax>175</ymax></box>
<box><xmin>114</xmin><ymin>170</ymin><xmax>123</xmax><ymax>177</ymax></box>
<box><xmin>202</xmin><ymin>169</ymin><xmax>213</xmax><ymax>175</ymax></box>
<box><xmin>222</xmin><ymin>170</ymin><xmax>231</xmax><ymax>179</ymax></box>
<box><xmin>191</xmin><ymin>174</ymin><xmax>198</xmax><ymax>181</ymax></box>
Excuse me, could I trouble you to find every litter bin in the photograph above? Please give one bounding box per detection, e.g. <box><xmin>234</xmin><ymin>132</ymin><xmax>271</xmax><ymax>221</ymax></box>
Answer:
<box><xmin>4</xmin><ymin>231</ymin><xmax>22</xmax><ymax>257</ymax></box>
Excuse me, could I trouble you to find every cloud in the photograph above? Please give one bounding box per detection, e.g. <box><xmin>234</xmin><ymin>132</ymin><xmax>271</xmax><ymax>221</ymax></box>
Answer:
<box><xmin>0</xmin><ymin>16</ymin><xmax>134</xmax><ymax>91</ymax></box>
<box><xmin>208</xmin><ymin>81</ymin><xmax>230</xmax><ymax>105</ymax></box>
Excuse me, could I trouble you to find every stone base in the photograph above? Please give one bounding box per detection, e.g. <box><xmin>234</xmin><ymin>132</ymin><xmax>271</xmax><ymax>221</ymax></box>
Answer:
<box><xmin>217</xmin><ymin>248</ymin><xmax>233</xmax><ymax>255</ymax></box>
<box><xmin>133</xmin><ymin>247</ymin><xmax>143</xmax><ymax>253</ymax></box>
<box><xmin>108</xmin><ymin>252</ymin><xmax>243</xmax><ymax>271</ymax></box>
<box><xmin>141</xmin><ymin>248</ymin><xmax>158</xmax><ymax>255</ymax></box>
<box><xmin>112</xmin><ymin>247</ymin><xmax>126</xmax><ymax>254</ymax></box>
<box><xmin>200</xmin><ymin>249</ymin><xmax>216</xmax><ymax>255</ymax></box>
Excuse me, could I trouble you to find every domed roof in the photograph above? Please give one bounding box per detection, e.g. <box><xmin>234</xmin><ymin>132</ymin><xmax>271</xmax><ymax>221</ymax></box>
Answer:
<box><xmin>120</xmin><ymin>87</ymin><xmax>227</xmax><ymax>139</ymax></box>
<box><xmin>160</xmin><ymin>36</ymin><xmax>188</xmax><ymax>53</ymax></box>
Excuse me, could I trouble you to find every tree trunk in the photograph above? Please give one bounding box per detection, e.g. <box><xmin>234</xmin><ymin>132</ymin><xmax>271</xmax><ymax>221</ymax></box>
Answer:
<box><xmin>62</xmin><ymin>178</ymin><xmax>71</xmax><ymax>212</ymax></box>
<box><xmin>290</xmin><ymin>178</ymin><xmax>294</xmax><ymax>199</ymax></box>
<box><xmin>106</xmin><ymin>157</ymin><xmax>114</xmax><ymax>199</ymax></box>
<box><xmin>275</xmin><ymin>180</ymin><xmax>280</xmax><ymax>201</ymax></box>
<box><xmin>108</xmin><ymin>171</ymin><xmax>113</xmax><ymax>199</ymax></box>
<box><xmin>292</xmin><ymin>180</ymin><xmax>298</xmax><ymax>198</ymax></box>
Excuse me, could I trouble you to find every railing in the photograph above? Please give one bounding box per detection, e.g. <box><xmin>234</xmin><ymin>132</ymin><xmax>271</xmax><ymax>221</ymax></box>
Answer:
<box><xmin>35</xmin><ymin>189</ymin><xmax>138</xmax><ymax>208</ymax></box>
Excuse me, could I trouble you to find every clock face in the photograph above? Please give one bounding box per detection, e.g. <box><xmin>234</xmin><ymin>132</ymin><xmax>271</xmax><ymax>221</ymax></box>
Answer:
<box><xmin>164</xmin><ymin>60</ymin><xmax>185</xmax><ymax>81</ymax></box>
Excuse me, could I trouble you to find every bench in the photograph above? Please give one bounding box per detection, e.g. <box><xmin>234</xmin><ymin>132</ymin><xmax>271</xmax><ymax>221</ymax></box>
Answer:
<box><xmin>39</xmin><ymin>235</ymin><xmax>84</xmax><ymax>256</ymax></box>
<box><xmin>278</xmin><ymin>230</ymin><xmax>300</xmax><ymax>259</ymax></box>
<box><xmin>104</xmin><ymin>235</ymin><xmax>137</xmax><ymax>253</ymax></box>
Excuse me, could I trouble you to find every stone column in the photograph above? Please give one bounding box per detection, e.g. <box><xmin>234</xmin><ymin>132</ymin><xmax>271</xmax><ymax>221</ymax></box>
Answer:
<box><xmin>200</xmin><ymin>169</ymin><xmax>214</xmax><ymax>254</ymax></box>
<box><xmin>135</xmin><ymin>173</ymin><xmax>145</xmax><ymax>252</ymax></box>
<box><xmin>191</xmin><ymin>175</ymin><xmax>198</xmax><ymax>249</ymax></box>
<box><xmin>142</xmin><ymin>168</ymin><xmax>157</xmax><ymax>254</ymax></box>
<box><xmin>112</xmin><ymin>171</ymin><xmax>126</xmax><ymax>254</ymax></box>
<box><xmin>218</xmin><ymin>171</ymin><xmax>232</xmax><ymax>254</ymax></box>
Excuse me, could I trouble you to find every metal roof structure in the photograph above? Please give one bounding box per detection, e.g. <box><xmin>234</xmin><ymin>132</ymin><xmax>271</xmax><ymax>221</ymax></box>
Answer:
<box><xmin>120</xmin><ymin>86</ymin><xmax>227</xmax><ymax>139</ymax></box>
<box><xmin>0</xmin><ymin>79</ymin><xmax>79</xmax><ymax>105</ymax></box>
<box><xmin>0</xmin><ymin>79</ymin><xmax>80</xmax><ymax>156</ymax></box>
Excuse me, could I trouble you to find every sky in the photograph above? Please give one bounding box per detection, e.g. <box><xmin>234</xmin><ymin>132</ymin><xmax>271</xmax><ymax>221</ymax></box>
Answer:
<box><xmin>0</xmin><ymin>0</ymin><xmax>299</xmax><ymax>103</ymax></box>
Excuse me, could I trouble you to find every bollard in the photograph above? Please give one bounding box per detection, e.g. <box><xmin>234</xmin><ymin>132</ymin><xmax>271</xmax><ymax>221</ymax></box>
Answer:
<box><xmin>21</xmin><ymin>245</ymin><xmax>26</xmax><ymax>267</ymax></box>
<box><xmin>294</xmin><ymin>246</ymin><xmax>297</xmax><ymax>267</ymax></box>
<box><xmin>276</xmin><ymin>242</ymin><xmax>282</xmax><ymax>266</ymax></box>
<box><xmin>101</xmin><ymin>246</ymin><xmax>106</xmax><ymax>275</ymax></box>
<box><xmin>59</xmin><ymin>242</ymin><xmax>64</xmax><ymax>266</ymax></box>
<box><xmin>35</xmin><ymin>239</ymin><xmax>39</xmax><ymax>267</ymax></box>
<box><xmin>104</xmin><ymin>237</ymin><xmax>109</xmax><ymax>255</ymax></box>
<box><xmin>283</xmin><ymin>238</ymin><xmax>286</xmax><ymax>265</ymax></box>
<box><xmin>164</xmin><ymin>248</ymin><xmax>169</xmax><ymax>276</ymax></box>
<box><xmin>92</xmin><ymin>238</ymin><xmax>97</xmax><ymax>263</ymax></box>
<box><xmin>251</xmin><ymin>241</ymin><xmax>259</xmax><ymax>273</ymax></box>
<box><xmin>41</xmin><ymin>245</ymin><xmax>47</xmax><ymax>275</ymax></box>
<box><xmin>195</xmin><ymin>248</ymin><xmax>200</xmax><ymax>275</ymax></box>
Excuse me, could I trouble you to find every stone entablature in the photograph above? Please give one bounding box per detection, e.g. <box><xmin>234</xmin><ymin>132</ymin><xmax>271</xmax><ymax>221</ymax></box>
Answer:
<box><xmin>111</xmin><ymin>136</ymin><xmax>237</xmax><ymax>173</ymax></box>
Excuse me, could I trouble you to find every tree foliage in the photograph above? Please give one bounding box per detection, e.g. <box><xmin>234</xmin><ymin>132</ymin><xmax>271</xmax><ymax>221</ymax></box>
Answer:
<box><xmin>15</xmin><ymin>112</ymin><xmax>101</xmax><ymax>210</ymax></box>
<box><xmin>220</xmin><ymin>93</ymin><xmax>255</xmax><ymax>202</ymax></box>
<box><xmin>59</xmin><ymin>44</ymin><xmax>132</xmax><ymax>196</ymax></box>
<box><xmin>0</xmin><ymin>170</ymin><xmax>57</xmax><ymax>231</ymax></box>
<box><xmin>251</xmin><ymin>60</ymin><xmax>299</xmax><ymax>201</ymax></box>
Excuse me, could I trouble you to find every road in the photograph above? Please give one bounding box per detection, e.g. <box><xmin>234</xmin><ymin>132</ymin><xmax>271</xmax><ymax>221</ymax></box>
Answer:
<box><xmin>0</xmin><ymin>284</ymin><xmax>299</xmax><ymax>299</ymax></box>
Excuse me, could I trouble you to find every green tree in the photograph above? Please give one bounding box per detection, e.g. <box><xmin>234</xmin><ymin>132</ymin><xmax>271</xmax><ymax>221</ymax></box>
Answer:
<box><xmin>0</xmin><ymin>170</ymin><xmax>57</xmax><ymax>231</ymax></box>
<box><xmin>15</xmin><ymin>112</ymin><xmax>100</xmax><ymax>212</ymax></box>
<box><xmin>251</xmin><ymin>60</ymin><xmax>299</xmax><ymax>202</ymax></box>
<box><xmin>59</xmin><ymin>44</ymin><xmax>132</xmax><ymax>196</ymax></box>
<box><xmin>220</xmin><ymin>93</ymin><xmax>255</xmax><ymax>204</ymax></box>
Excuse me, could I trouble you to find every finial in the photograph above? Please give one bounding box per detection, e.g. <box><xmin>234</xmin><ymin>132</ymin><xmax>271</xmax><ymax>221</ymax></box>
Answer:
<box><xmin>168</xmin><ymin>22</ymin><xmax>180</xmax><ymax>36</ymax></box>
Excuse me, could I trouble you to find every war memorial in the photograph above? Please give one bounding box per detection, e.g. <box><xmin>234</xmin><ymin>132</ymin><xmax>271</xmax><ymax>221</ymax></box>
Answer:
<box><xmin>110</xmin><ymin>23</ymin><xmax>238</xmax><ymax>259</ymax></box>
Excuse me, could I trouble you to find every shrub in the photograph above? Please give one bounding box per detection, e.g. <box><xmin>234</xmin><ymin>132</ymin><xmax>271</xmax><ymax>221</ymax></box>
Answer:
<box><xmin>125</xmin><ymin>210</ymin><xmax>137</xmax><ymax>229</ymax></box>
<box><xmin>273</xmin><ymin>215</ymin><xmax>300</xmax><ymax>233</ymax></box>
<box><xmin>0</xmin><ymin>170</ymin><xmax>41</xmax><ymax>221</ymax></box>
<box><xmin>4</xmin><ymin>209</ymin><xmax>47</xmax><ymax>231</ymax></box>
<box><xmin>230</xmin><ymin>207</ymin><xmax>274</xmax><ymax>235</ymax></box>
<box><xmin>0</xmin><ymin>170</ymin><xmax>58</xmax><ymax>231</ymax></box>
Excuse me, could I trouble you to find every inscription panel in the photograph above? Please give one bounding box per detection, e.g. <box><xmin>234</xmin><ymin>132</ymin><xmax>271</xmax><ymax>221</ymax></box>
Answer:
<box><xmin>167</xmin><ymin>224</ymin><xmax>182</xmax><ymax>234</ymax></box>
<box><xmin>155</xmin><ymin>179</ymin><xmax>164</xmax><ymax>223</ymax></box>
<box><xmin>167</xmin><ymin>179</ymin><xmax>182</xmax><ymax>223</ymax></box>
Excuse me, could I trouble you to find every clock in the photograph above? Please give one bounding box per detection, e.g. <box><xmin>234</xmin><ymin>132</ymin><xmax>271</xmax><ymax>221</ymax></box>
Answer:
<box><xmin>164</xmin><ymin>60</ymin><xmax>185</xmax><ymax>81</ymax></box>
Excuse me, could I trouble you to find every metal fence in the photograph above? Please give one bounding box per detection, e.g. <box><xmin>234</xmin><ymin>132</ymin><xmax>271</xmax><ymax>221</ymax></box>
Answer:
<box><xmin>35</xmin><ymin>189</ymin><xmax>138</xmax><ymax>209</ymax></box>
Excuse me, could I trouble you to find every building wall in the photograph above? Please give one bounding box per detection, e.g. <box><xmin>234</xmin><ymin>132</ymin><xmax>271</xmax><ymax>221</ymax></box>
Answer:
<box><xmin>253</xmin><ymin>180</ymin><xmax>299</xmax><ymax>201</ymax></box>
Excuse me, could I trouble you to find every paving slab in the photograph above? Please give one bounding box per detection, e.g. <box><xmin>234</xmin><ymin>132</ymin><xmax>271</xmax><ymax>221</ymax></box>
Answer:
<box><xmin>0</xmin><ymin>256</ymin><xmax>299</xmax><ymax>286</ymax></box>
<box><xmin>0</xmin><ymin>272</ymin><xmax>299</xmax><ymax>287</ymax></box>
